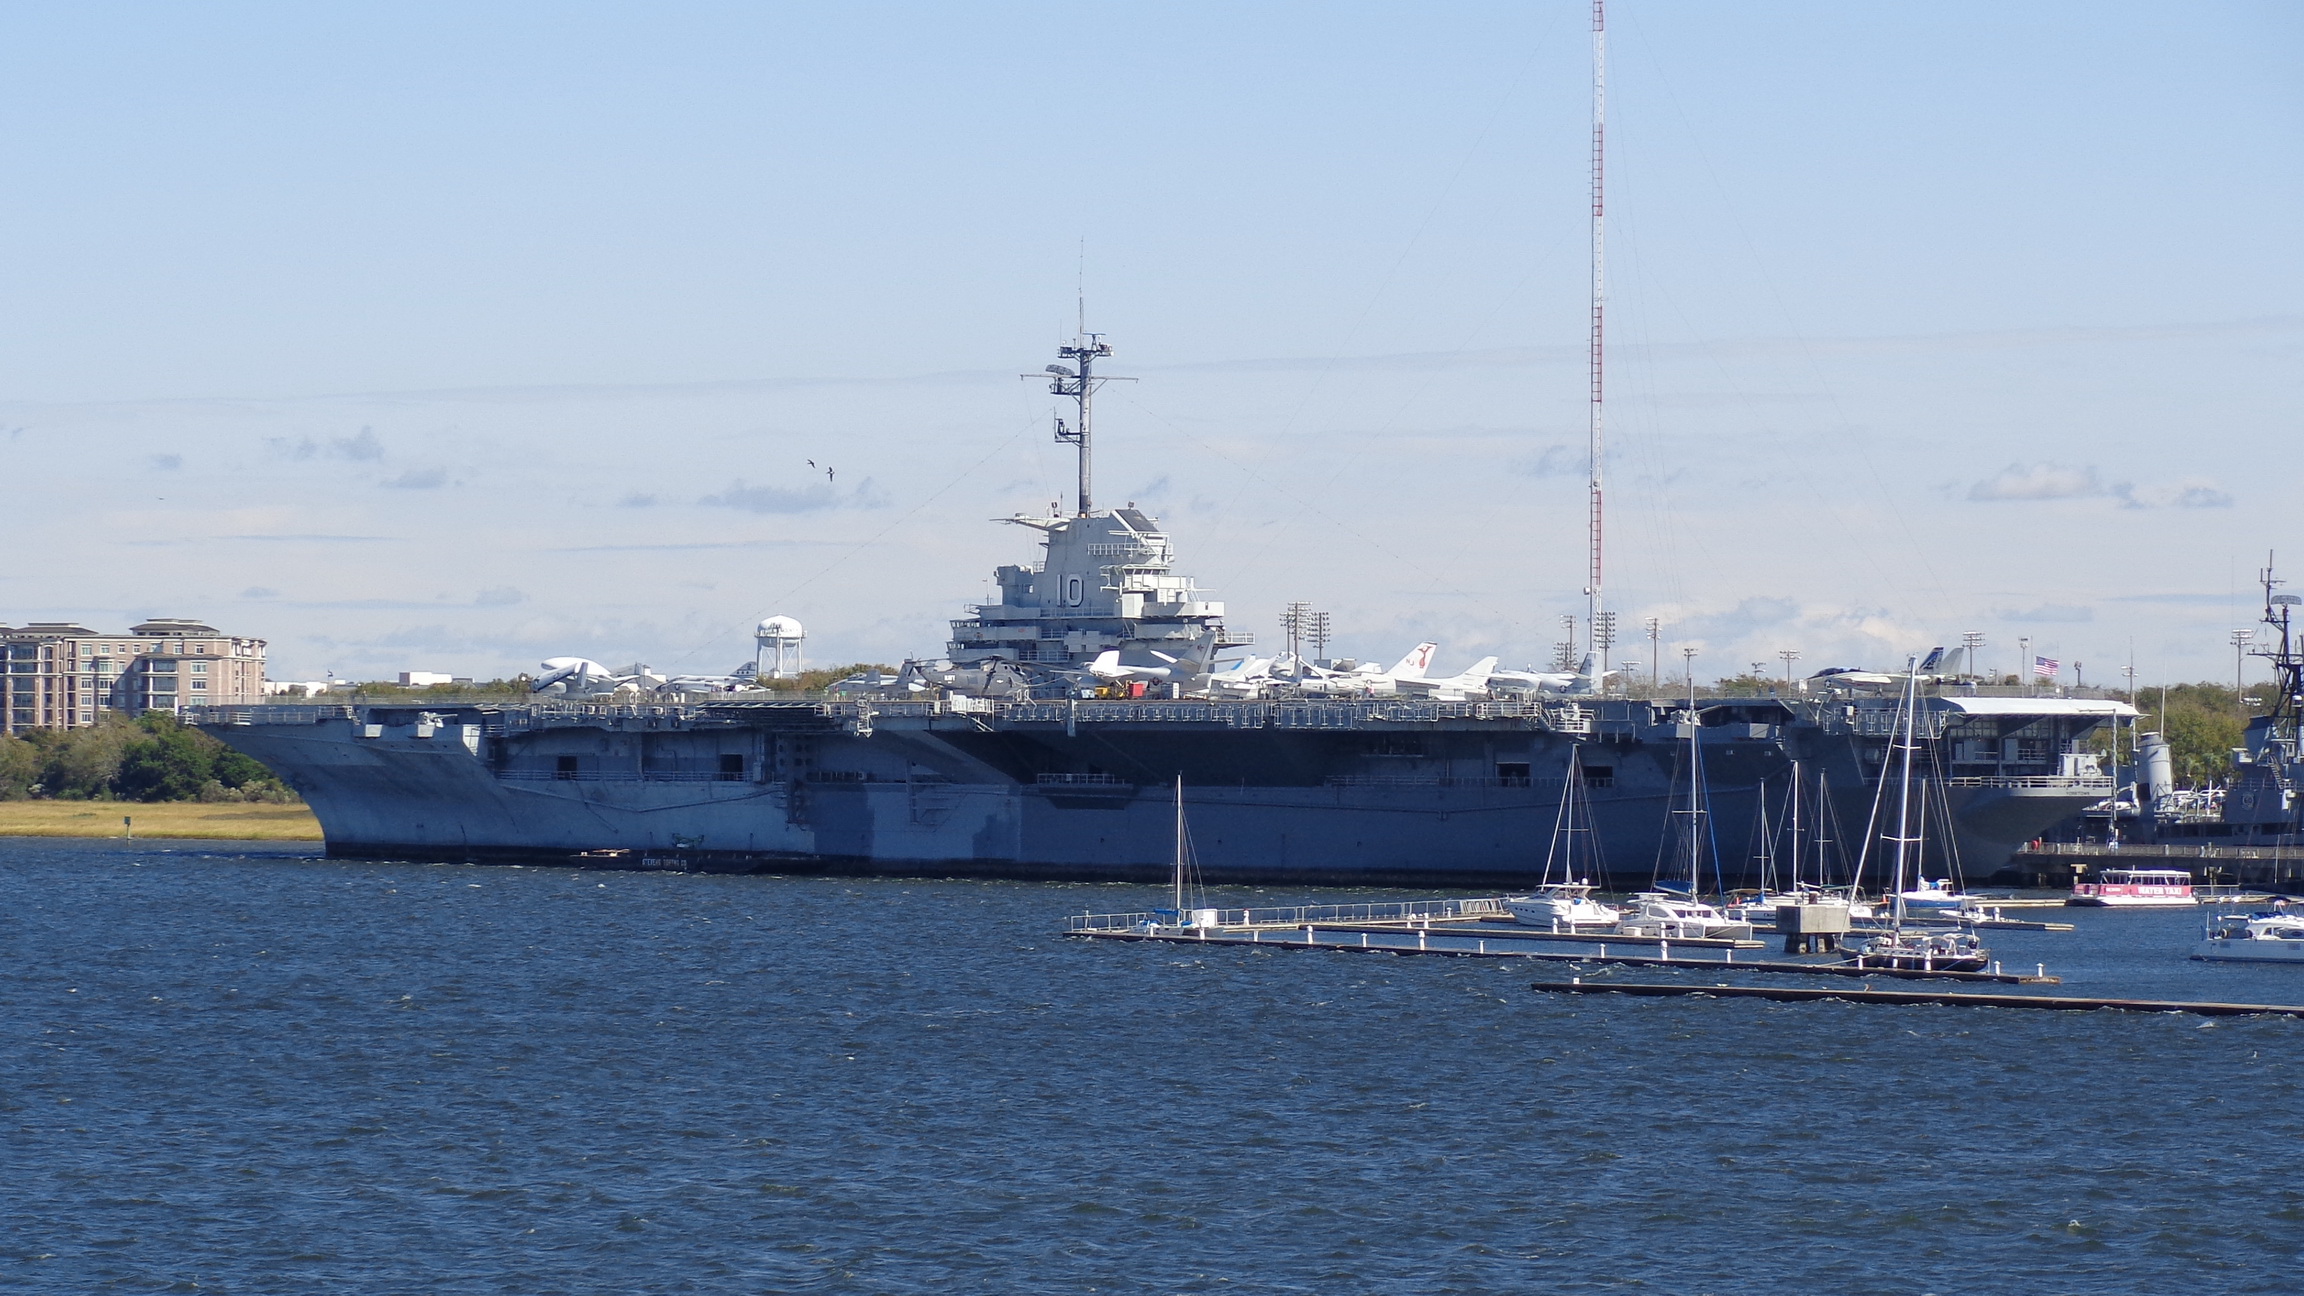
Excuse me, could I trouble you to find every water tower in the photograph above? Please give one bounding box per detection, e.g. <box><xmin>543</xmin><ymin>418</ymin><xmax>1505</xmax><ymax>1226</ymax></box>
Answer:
<box><xmin>755</xmin><ymin>616</ymin><xmax>805</xmax><ymax>680</ymax></box>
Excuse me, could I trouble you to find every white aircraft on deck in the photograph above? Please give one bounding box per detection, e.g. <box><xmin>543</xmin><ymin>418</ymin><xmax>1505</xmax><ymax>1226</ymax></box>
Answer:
<box><xmin>1287</xmin><ymin>642</ymin><xmax>1438</xmax><ymax>697</ymax></box>
<box><xmin>1087</xmin><ymin>649</ymin><xmax>1206</xmax><ymax>685</ymax></box>
<box><xmin>1202</xmin><ymin>655</ymin><xmax>1277</xmax><ymax>698</ymax></box>
<box><xmin>533</xmin><ymin>657</ymin><xmax>679</xmax><ymax>697</ymax></box>
<box><xmin>1489</xmin><ymin>653</ymin><xmax>1615</xmax><ymax>695</ymax></box>
<box><xmin>1393</xmin><ymin>655</ymin><xmax>1500</xmax><ymax>701</ymax></box>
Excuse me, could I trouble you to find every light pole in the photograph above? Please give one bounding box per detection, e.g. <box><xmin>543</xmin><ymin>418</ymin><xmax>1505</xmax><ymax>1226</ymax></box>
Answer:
<box><xmin>1646</xmin><ymin>617</ymin><xmax>1661</xmax><ymax>691</ymax></box>
<box><xmin>1682</xmin><ymin>646</ymin><xmax>1698</xmax><ymax>698</ymax></box>
<box><xmin>2233</xmin><ymin>628</ymin><xmax>2254</xmax><ymax>712</ymax></box>
<box><xmin>2019</xmin><ymin>636</ymin><xmax>2030</xmax><ymax>692</ymax></box>
<box><xmin>1779</xmin><ymin>649</ymin><xmax>1801</xmax><ymax>689</ymax></box>
<box><xmin>1961</xmin><ymin>631</ymin><xmax>1986</xmax><ymax>681</ymax></box>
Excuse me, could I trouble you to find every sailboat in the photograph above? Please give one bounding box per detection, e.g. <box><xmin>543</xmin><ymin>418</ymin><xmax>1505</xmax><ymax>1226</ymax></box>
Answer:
<box><xmin>1617</xmin><ymin>674</ymin><xmax>1753</xmax><ymax>940</ymax></box>
<box><xmin>1886</xmin><ymin>777</ymin><xmax>1988</xmax><ymax>914</ymax></box>
<box><xmin>1730</xmin><ymin>764</ymin><xmax>1877</xmax><ymax>924</ymax></box>
<box><xmin>1153</xmin><ymin>775</ymin><xmax>1215</xmax><ymax>929</ymax></box>
<box><xmin>1724</xmin><ymin>772</ymin><xmax>1792</xmax><ymax>923</ymax></box>
<box><xmin>1795</xmin><ymin>769</ymin><xmax>1873</xmax><ymax>916</ymax></box>
<box><xmin>1848</xmin><ymin>659</ymin><xmax>1990</xmax><ymax>971</ymax></box>
<box><xmin>1506</xmin><ymin>749</ymin><xmax>1621</xmax><ymax>929</ymax></box>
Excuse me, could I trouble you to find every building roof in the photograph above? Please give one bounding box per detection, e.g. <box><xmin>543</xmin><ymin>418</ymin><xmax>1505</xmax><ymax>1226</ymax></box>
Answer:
<box><xmin>1933</xmin><ymin>696</ymin><xmax>2139</xmax><ymax>718</ymax></box>
<box><xmin>131</xmin><ymin>619</ymin><xmax>220</xmax><ymax>636</ymax></box>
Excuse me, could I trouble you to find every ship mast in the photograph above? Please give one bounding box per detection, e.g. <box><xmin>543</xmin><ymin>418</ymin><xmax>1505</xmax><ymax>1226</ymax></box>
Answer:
<box><xmin>1584</xmin><ymin>0</ymin><xmax>1609</xmax><ymax>683</ymax></box>
<box><xmin>2255</xmin><ymin>553</ymin><xmax>2302</xmax><ymax>752</ymax></box>
<box><xmin>1038</xmin><ymin>320</ymin><xmax>1131</xmax><ymax>517</ymax></box>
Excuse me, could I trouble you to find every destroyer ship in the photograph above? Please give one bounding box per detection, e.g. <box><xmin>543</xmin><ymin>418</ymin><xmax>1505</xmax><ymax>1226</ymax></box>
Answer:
<box><xmin>189</xmin><ymin>326</ymin><xmax>2129</xmax><ymax>888</ymax></box>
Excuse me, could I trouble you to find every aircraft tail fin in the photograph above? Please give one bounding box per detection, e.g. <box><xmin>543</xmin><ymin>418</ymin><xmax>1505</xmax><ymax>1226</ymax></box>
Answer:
<box><xmin>1387</xmin><ymin>642</ymin><xmax>1439</xmax><ymax>680</ymax></box>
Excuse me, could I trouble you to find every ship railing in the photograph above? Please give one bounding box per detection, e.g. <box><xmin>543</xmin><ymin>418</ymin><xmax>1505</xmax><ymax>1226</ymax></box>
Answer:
<box><xmin>496</xmin><ymin>770</ymin><xmax>749</xmax><ymax>783</ymax></box>
<box><xmin>1322</xmin><ymin>775</ymin><xmax>1544</xmax><ymax>789</ymax></box>
<box><xmin>2026</xmin><ymin>841</ymin><xmax>2304</xmax><ymax>861</ymax></box>
<box><xmin>1066</xmin><ymin>896</ymin><xmax>1513</xmax><ymax>933</ymax></box>
<box><xmin>1035</xmin><ymin>772</ymin><xmax>1132</xmax><ymax>786</ymax></box>
<box><xmin>1840</xmin><ymin>710</ymin><xmax>1952</xmax><ymax>738</ymax></box>
<box><xmin>1941</xmin><ymin>775</ymin><xmax>2115</xmax><ymax>791</ymax></box>
<box><xmin>187</xmin><ymin>703</ymin><xmax>359</xmax><ymax>725</ymax></box>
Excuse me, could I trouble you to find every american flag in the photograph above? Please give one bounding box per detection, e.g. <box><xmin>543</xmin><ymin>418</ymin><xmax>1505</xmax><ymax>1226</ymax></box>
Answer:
<box><xmin>2033</xmin><ymin>655</ymin><xmax>2060</xmax><ymax>678</ymax></box>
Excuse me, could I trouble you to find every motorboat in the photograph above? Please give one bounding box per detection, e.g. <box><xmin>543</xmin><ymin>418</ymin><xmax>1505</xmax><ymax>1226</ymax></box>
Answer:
<box><xmin>1894</xmin><ymin>877</ymin><xmax>1982</xmax><ymax>912</ymax></box>
<box><xmin>2193</xmin><ymin>911</ymin><xmax>2304</xmax><ymax>962</ymax></box>
<box><xmin>1615</xmin><ymin>891</ymin><xmax>1754</xmax><ymax>941</ymax></box>
<box><xmin>2069</xmin><ymin>867</ymin><xmax>2197</xmax><ymax>908</ymax></box>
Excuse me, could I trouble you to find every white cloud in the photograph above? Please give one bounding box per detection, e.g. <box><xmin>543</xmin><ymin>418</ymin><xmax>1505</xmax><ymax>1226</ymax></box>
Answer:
<box><xmin>1966</xmin><ymin>462</ymin><xmax>2233</xmax><ymax>509</ymax></box>
<box><xmin>2153</xmin><ymin>483</ymin><xmax>2235</xmax><ymax>509</ymax></box>
<box><xmin>1967</xmin><ymin>462</ymin><xmax>2110</xmax><ymax>501</ymax></box>
<box><xmin>700</xmin><ymin>478</ymin><xmax>888</xmax><ymax>513</ymax></box>
<box><xmin>1995</xmin><ymin>603</ymin><xmax>2094</xmax><ymax>623</ymax></box>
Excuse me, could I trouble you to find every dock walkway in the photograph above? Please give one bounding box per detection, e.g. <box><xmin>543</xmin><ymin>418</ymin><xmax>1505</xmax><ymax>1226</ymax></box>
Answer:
<box><xmin>1066</xmin><ymin>899</ymin><xmax>2054</xmax><ymax>983</ymax></box>
<box><xmin>1529</xmin><ymin>980</ymin><xmax>2304</xmax><ymax>1018</ymax></box>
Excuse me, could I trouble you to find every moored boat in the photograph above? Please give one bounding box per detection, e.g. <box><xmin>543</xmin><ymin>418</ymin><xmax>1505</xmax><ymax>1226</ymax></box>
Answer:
<box><xmin>1615</xmin><ymin>891</ymin><xmax>1754</xmax><ymax>941</ymax></box>
<box><xmin>2193</xmin><ymin>910</ymin><xmax>2304</xmax><ymax>962</ymax></box>
<box><xmin>1505</xmin><ymin>884</ymin><xmax>1621</xmax><ymax>930</ymax></box>
<box><xmin>1506</xmin><ymin>748</ymin><xmax>1621</xmax><ymax>930</ymax></box>
<box><xmin>2069</xmin><ymin>867</ymin><xmax>2196</xmax><ymax>908</ymax></box>
<box><xmin>1848</xmin><ymin>654</ymin><xmax>1998</xmax><ymax>975</ymax></box>
<box><xmin>1894</xmin><ymin>877</ymin><xmax>1983</xmax><ymax>912</ymax></box>
<box><xmin>1847</xmin><ymin>926</ymin><xmax>1991</xmax><ymax>972</ymax></box>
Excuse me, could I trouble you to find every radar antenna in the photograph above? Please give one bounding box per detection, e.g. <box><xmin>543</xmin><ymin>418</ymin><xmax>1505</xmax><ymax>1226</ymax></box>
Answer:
<box><xmin>2254</xmin><ymin>552</ymin><xmax>2302</xmax><ymax>744</ymax></box>
<box><xmin>1027</xmin><ymin>331</ymin><xmax>1134</xmax><ymax>517</ymax></box>
<box><xmin>1584</xmin><ymin>0</ymin><xmax>1610</xmax><ymax>686</ymax></box>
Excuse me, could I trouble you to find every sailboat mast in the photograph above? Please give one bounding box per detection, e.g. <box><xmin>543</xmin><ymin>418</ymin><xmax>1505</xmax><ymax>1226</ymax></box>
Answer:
<box><xmin>1173</xmin><ymin>774</ymin><xmax>1185</xmax><ymax>913</ymax></box>
<box><xmin>1584</xmin><ymin>0</ymin><xmax>1609</xmax><ymax>680</ymax></box>
<box><xmin>1788</xmin><ymin>759</ymin><xmax>1803</xmax><ymax>889</ymax></box>
<box><xmin>1890</xmin><ymin>657</ymin><xmax>1921</xmax><ymax>925</ymax></box>
<box><xmin>1686</xmin><ymin>659</ymin><xmax>1700</xmax><ymax>891</ymax></box>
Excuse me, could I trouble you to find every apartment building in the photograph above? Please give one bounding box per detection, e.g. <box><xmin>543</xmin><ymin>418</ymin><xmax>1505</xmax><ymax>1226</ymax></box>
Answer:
<box><xmin>0</xmin><ymin>618</ymin><xmax>267</xmax><ymax>734</ymax></box>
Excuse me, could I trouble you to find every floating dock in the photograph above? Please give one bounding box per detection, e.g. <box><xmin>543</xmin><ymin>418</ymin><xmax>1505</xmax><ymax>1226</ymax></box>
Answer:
<box><xmin>1529</xmin><ymin>980</ymin><xmax>2304</xmax><ymax>1018</ymax></box>
<box><xmin>1861</xmin><ymin>913</ymin><xmax>2074</xmax><ymax>932</ymax></box>
<box><xmin>1065</xmin><ymin>899</ymin><xmax>2056</xmax><ymax>982</ymax></box>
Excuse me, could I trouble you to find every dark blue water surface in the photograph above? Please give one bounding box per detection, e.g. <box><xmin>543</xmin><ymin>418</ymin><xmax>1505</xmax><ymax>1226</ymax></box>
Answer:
<box><xmin>6</xmin><ymin>837</ymin><xmax>2303</xmax><ymax>1294</ymax></box>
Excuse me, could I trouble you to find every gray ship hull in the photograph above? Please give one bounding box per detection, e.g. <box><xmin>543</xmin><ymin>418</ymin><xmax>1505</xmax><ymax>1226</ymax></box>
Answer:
<box><xmin>195</xmin><ymin>696</ymin><xmax>2111</xmax><ymax>889</ymax></box>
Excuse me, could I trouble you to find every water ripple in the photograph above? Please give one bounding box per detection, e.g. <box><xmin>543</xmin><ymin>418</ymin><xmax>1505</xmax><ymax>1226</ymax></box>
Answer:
<box><xmin>3</xmin><ymin>839</ymin><xmax>2301</xmax><ymax>1292</ymax></box>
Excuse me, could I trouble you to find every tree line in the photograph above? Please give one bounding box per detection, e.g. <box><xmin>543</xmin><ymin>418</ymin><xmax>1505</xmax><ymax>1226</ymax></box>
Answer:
<box><xmin>2108</xmin><ymin>681</ymin><xmax>2278</xmax><ymax>788</ymax></box>
<box><xmin>0</xmin><ymin>712</ymin><xmax>295</xmax><ymax>803</ymax></box>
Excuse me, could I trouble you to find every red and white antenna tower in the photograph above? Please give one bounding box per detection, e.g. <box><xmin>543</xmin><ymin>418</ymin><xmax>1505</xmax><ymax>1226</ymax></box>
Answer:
<box><xmin>1584</xmin><ymin>0</ymin><xmax>1610</xmax><ymax>683</ymax></box>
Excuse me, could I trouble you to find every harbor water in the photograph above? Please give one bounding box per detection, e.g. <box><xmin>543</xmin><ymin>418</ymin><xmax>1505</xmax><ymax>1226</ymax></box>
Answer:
<box><xmin>5</xmin><ymin>837</ymin><xmax>2302</xmax><ymax>1293</ymax></box>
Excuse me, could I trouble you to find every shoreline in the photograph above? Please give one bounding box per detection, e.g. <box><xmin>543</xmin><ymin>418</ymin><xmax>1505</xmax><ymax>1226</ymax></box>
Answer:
<box><xmin>0</xmin><ymin>801</ymin><xmax>323</xmax><ymax>841</ymax></box>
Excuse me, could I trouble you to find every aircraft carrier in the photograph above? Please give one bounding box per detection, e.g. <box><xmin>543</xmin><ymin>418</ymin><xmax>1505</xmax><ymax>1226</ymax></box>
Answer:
<box><xmin>189</xmin><ymin>336</ymin><xmax>2130</xmax><ymax>889</ymax></box>
<box><xmin>189</xmin><ymin>685</ymin><xmax>2125</xmax><ymax>889</ymax></box>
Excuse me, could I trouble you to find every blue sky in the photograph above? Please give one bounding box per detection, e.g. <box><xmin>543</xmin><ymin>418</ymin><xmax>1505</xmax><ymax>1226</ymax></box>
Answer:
<box><xmin>1</xmin><ymin>2</ymin><xmax>2297</xmax><ymax>685</ymax></box>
